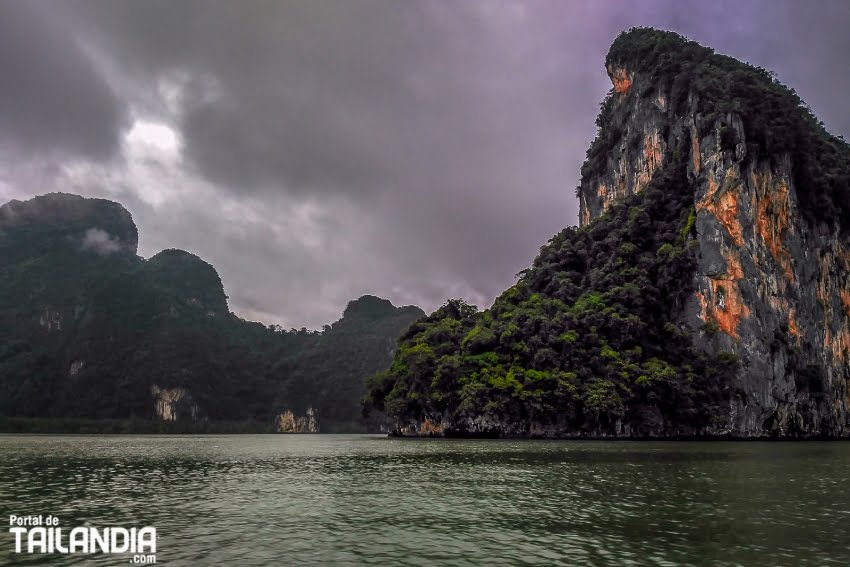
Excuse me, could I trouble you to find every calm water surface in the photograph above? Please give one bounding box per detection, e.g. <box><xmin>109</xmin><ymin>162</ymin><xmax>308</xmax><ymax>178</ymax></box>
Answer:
<box><xmin>0</xmin><ymin>435</ymin><xmax>848</xmax><ymax>566</ymax></box>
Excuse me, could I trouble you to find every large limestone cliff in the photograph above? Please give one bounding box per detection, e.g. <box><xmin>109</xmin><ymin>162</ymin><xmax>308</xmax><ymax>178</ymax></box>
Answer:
<box><xmin>579</xmin><ymin>65</ymin><xmax>668</xmax><ymax>225</ymax></box>
<box><xmin>579</xmin><ymin>34</ymin><xmax>850</xmax><ymax>437</ymax></box>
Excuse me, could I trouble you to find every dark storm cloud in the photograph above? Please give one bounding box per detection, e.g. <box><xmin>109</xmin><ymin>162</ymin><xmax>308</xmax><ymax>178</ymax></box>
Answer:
<box><xmin>50</xmin><ymin>0</ymin><xmax>603</xmax><ymax>323</ymax></box>
<box><xmin>0</xmin><ymin>2</ymin><xmax>126</xmax><ymax>159</ymax></box>
<box><xmin>59</xmin><ymin>1</ymin><xmax>585</xmax><ymax>199</ymax></box>
<box><xmin>58</xmin><ymin>0</ymin><xmax>423</xmax><ymax>195</ymax></box>
<box><xmin>2</xmin><ymin>0</ymin><xmax>849</xmax><ymax>327</ymax></box>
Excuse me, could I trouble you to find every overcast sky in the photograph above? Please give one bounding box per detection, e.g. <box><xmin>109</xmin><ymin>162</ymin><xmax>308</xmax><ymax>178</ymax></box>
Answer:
<box><xmin>1</xmin><ymin>0</ymin><xmax>848</xmax><ymax>328</ymax></box>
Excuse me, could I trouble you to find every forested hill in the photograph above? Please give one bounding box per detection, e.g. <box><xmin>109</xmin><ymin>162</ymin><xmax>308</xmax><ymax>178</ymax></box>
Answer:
<box><xmin>364</xmin><ymin>28</ymin><xmax>850</xmax><ymax>439</ymax></box>
<box><xmin>0</xmin><ymin>193</ymin><xmax>424</xmax><ymax>432</ymax></box>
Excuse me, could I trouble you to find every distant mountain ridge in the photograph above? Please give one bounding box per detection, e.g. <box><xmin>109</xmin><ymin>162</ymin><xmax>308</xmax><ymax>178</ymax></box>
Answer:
<box><xmin>0</xmin><ymin>192</ymin><xmax>424</xmax><ymax>431</ymax></box>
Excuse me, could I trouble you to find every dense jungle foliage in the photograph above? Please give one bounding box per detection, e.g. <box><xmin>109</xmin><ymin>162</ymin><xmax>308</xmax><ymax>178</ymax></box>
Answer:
<box><xmin>0</xmin><ymin>195</ymin><xmax>423</xmax><ymax>431</ymax></box>
<box><xmin>365</xmin><ymin>152</ymin><xmax>740</xmax><ymax>435</ymax></box>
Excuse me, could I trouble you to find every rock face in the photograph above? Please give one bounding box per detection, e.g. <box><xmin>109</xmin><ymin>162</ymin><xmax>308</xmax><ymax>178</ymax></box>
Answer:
<box><xmin>579</xmin><ymin>30</ymin><xmax>850</xmax><ymax>437</ymax></box>
<box><xmin>274</xmin><ymin>407</ymin><xmax>318</xmax><ymax>433</ymax></box>
<box><xmin>578</xmin><ymin>76</ymin><xmax>668</xmax><ymax>224</ymax></box>
<box><xmin>151</xmin><ymin>385</ymin><xmax>199</xmax><ymax>421</ymax></box>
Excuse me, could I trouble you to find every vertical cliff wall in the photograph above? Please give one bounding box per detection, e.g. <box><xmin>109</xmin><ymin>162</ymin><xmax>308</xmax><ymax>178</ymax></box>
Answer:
<box><xmin>578</xmin><ymin>29</ymin><xmax>850</xmax><ymax>436</ymax></box>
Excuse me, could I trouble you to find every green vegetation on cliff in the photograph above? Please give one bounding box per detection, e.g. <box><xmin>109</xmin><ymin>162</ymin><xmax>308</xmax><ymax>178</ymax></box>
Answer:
<box><xmin>365</xmin><ymin>149</ymin><xmax>739</xmax><ymax>435</ymax></box>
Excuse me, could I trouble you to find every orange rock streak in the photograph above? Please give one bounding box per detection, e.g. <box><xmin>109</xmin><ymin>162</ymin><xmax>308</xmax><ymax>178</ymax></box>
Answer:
<box><xmin>754</xmin><ymin>174</ymin><xmax>794</xmax><ymax>282</ymax></box>
<box><xmin>609</xmin><ymin>66</ymin><xmax>632</xmax><ymax>94</ymax></box>
<box><xmin>696</xmin><ymin>249</ymin><xmax>750</xmax><ymax>339</ymax></box>
<box><xmin>697</xmin><ymin>175</ymin><xmax>744</xmax><ymax>246</ymax></box>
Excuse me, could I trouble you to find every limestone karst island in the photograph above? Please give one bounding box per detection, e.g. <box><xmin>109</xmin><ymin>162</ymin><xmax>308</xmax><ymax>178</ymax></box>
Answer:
<box><xmin>365</xmin><ymin>29</ymin><xmax>850</xmax><ymax>439</ymax></box>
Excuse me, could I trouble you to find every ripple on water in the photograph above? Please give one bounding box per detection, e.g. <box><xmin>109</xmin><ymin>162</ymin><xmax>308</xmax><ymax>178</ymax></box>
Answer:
<box><xmin>1</xmin><ymin>436</ymin><xmax>849</xmax><ymax>566</ymax></box>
